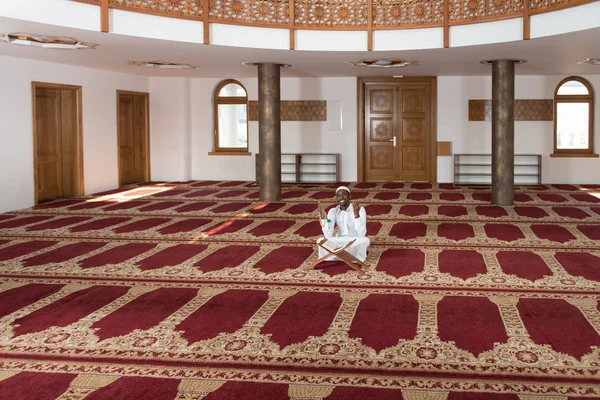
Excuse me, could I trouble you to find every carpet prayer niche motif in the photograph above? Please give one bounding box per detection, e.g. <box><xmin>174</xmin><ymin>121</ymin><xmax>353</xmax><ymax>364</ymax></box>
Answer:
<box><xmin>1</xmin><ymin>181</ymin><xmax>600</xmax><ymax>398</ymax></box>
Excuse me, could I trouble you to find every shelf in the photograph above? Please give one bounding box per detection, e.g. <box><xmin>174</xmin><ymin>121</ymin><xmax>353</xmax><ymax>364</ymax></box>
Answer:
<box><xmin>257</xmin><ymin>153</ymin><xmax>340</xmax><ymax>183</ymax></box>
<box><xmin>457</xmin><ymin>173</ymin><xmax>540</xmax><ymax>176</ymax></box>
<box><xmin>281</xmin><ymin>163</ymin><xmax>337</xmax><ymax>166</ymax></box>
<box><xmin>455</xmin><ymin>163</ymin><xmax>541</xmax><ymax>167</ymax></box>
<box><xmin>454</xmin><ymin>154</ymin><xmax>541</xmax><ymax>185</ymax></box>
<box><xmin>282</xmin><ymin>172</ymin><xmax>337</xmax><ymax>175</ymax></box>
<box><xmin>453</xmin><ymin>153</ymin><xmax>541</xmax><ymax>157</ymax></box>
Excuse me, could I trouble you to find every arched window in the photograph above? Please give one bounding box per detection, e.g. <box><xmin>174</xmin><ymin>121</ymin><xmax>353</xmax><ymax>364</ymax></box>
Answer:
<box><xmin>552</xmin><ymin>76</ymin><xmax>596</xmax><ymax>157</ymax></box>
<box><xmin>213</xmin><ymin>79</ymin><xmax>248</xmax><ymax>153</ymax></box>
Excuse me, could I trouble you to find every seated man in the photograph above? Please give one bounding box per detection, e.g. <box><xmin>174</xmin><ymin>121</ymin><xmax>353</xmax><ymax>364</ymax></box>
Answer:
<box><xmin>317</xmin><ymin>186</ymin><xmax>370</xmax><ymax>262</ymax></box>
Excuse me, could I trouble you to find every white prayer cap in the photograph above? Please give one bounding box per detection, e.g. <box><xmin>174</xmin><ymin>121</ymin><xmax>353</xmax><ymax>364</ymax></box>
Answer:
<box><xmin>335</xmin><ymin>185</ymin><xmax>351</xmax><ymax>194</ymax></box>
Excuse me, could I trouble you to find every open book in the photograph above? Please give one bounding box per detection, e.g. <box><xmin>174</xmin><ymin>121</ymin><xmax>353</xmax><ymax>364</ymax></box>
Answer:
<box><xmin>321</xmin><ymin>239</ymin><xmax>343</xmax><ymax>253</ymax></box>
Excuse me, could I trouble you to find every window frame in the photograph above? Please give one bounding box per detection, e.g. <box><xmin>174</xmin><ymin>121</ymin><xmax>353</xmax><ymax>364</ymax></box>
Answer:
<box><xmin>552</xmin><ymin>76</ymin><xmax>597</xmax><ymax>158</ymax></box>
<box><xmin>213</xmin><ymin>79</ymin><xmax>249</xmax><ymax>154</ymax></box>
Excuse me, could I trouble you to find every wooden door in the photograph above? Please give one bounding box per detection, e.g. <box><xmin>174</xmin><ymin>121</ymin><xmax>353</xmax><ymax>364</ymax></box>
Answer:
<box><xmin>398</xmin><ymin>83</ymin><xmax>431</xmax><ymax>181</ymax></box>
<box><xmin>33</xmin><ymin>83</ymin><xmax>83</xmax><ymax>204</ymax></box>
<box><xmin>59</xmin><ymin>88</ymin><xmax>80</xmax><ymax>196</ymax></box>
<box><xmin>35</xmin><ymin>87</ymin><xmax>62</xmax><ymax>202</ymax></box>
<box><xmin>364</xmin><ymin>84</ymin><xmax>400</xmax><ymax>181</ymax></box>
<box><xmin>117</xmin><ymin>91</ymin><xmax>149</xmax><ymax>186</ymax></box>
<box><xmin>118</xmin><ymin>95</ymin><xmax>135</xmax><ymax>185</ymax></box>
<box><xmin>360</xmin><ymin>77</ymin><xmax>436</xmax><ymax>182</ymax></box>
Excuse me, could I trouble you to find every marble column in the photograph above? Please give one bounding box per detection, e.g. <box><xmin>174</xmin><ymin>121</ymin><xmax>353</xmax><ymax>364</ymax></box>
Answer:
<box><xmin>491</xmin><ymin>59</ymin><xmax>516</xmax><ymax>206</ymax></box>
<box><xmin>257</xmin><ymin>63</ymin><xmax>282</xmax><ymax>202</ymax></box>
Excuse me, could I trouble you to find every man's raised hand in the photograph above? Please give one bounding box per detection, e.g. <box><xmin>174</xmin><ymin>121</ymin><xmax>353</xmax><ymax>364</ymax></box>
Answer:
<box><xmin>317</xmin><ymin>201</ymin><xmax>327</xmax><ymax>219</ymax></box>
<box><xmin>352</xmin><ymin>202</ymin><xmax>361</xmax><ymax>218</ymax></box>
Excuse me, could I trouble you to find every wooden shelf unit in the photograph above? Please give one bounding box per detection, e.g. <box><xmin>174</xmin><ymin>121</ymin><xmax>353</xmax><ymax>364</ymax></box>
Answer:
<box><xmin>256</xmin><ymin>153</ymin><xmax>340</xmax><ymax>183</ymax></box>
<box><xmin>453</xmin><ymin>154</ymin><xmax>542</xmax><ymax>185</ymax></box>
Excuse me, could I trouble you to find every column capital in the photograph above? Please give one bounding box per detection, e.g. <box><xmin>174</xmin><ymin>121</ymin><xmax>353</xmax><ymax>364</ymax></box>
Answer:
<box><xmin>480</xmin><ymin>59</ymin><xmax>527</xmax><ymax>65</ymax></box>
<box><xmin>242</xmin><ymin>61</ymin><xmax>293</xmax><ymax>68</ymax></box>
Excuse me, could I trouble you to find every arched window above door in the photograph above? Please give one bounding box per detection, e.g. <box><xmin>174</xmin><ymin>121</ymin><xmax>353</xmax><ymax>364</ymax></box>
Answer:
<box><xmin>213</xmin><ymin>79</ymin><xmax>249</xmax><ymax>154</ymax></box>
<box><xmin>552</xmin><ymin>76</ymin><xmax>597</xmax><ymax>158</ymax></box>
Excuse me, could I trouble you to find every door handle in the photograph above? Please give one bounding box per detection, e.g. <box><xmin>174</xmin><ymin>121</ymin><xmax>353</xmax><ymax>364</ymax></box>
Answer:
<box><xmin>389</xmin><ymin>137</ymin><xmax>396</xmax><ymax>147</ymax></box>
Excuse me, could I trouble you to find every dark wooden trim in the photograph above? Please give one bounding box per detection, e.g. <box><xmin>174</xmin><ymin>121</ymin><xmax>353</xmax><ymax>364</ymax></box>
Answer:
<box><xmin>430</xmin><ymin>77</ymin><xmax>438</xmax><ymax>183</ymax></box>
<box><xmin>367</xmin><ymin>0</ymin><xmax>373</xmax><ymax>51</ymax></box>
<box><xmin>203</xmin><ymin>0</ymin><xmax>210</xmax><ymax>44</ymax></box>
<box><xmin>443</xmin><ymin>0</ymin><xmax>449</xmax><ymax>48</ymax></box>
<box><xmin>116</xmin><ymin>90</ymin><xmax>151</xmax><ymax>96</ymax></box>
<box><xmin>357</xmin><ymin>76</ymin><xmax>437</xmax><ymax>82</ymax></box>
<box><xmin>550</xmin><ymin>153</ymin><xmax>599</xmax><ymax>158</ymax></box>
<box><xmin>372</xmin><ymin>23</ymin><xmax>445</xmax><ymax>31</ymax></box>
<box><xmin>216</xmin><ymin>97</ymin><xmax>249</xmax><ymax>105</ymax></box>
<box><xmin>31</xmin><ymin>82</ymin><xmax>85</xmax><ymax>205</ymax></box>
<box><xmin>289</xmin><ymin>0</ymin><xmax>295</xmax><ymax>50</ymax></box>
<box><xmin>100</xmin><ymin>0</ymin><xmax>109</xmax><ymax>32</ymax></box>
<box><xmin>356</xmin><ymin>76</ymin><xmax>438</xmax><ymax>183</ymax></box>
<box><xmin>31</xmin><ymin>82</ymin><xmax>82</xmax><ymax>91</ymax></box>
<box><xmin>523</xmin><ymin>0</ymin><xmax>530</xmax><ymax>40</ymax></box>
<box><xmin>357</xmin><ymin>78</ymin><xmax>365</xmax><ymax>182</ymax></box>
<box><xmin>293</xmin><ymin>25</ymin><xmax>367</xmax><ymax>31</ymax></box>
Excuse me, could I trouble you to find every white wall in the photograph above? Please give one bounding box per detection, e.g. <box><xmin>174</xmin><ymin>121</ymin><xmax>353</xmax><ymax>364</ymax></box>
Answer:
<box><xmin>151</xmin><ymin>76</ymin><xmax>358</xmax><ymax>182</ymax></box>
<box><xmin>111</xmin><ymin>9</ymin><xmax>203</xmax><ymax>44</ymax></box>
<box><xmin>0</xmin><ymin>55</ymin><xmax>148</xmax><ymax>213</ymax></box>
<box><xmin>0</xmin><ymin>0</ymin><xmax>100</xmax><ymax>31</ymax></box>
<box><xmin>530</xmin><ymin>1</ymin><xmax>600</xmax><ymax>39</ymax></box>
<box><xmin>437</xmin><ymin>75</ymin><xmax>600</xmax><ymax>184</ymax></box>
<box><xmin>190</xmin><ymin>77</ymin><xmax>255</xmax><ymax>182</ymax></box>
<box><xmin>151</xmin><ymin>74</ymin><xmax>600</xmax><ymax>185</ymax></box>
<box><xmin>149</xmin><ymin>77</ymin><xmax>192</xmax><ymax>181</ymax></box>
<box><xmin>450</xmin><ymin>18</ymin><xmax>522</xmax><ymax>47</ymax></box>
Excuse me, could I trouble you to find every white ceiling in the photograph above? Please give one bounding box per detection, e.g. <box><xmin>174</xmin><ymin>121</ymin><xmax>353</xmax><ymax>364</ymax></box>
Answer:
<box><xmin>0</xmin><ymin>16</ymin><xmax>599</xmax><ymax>78</ymax></box>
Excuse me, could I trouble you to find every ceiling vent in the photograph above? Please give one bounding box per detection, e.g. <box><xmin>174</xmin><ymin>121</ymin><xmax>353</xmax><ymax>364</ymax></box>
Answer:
<box><xmin>578</xmin><ymin>58</ymin><xmax>600</xmax><ymax>66</ymax></box>
<box><xmin>350</xmin><ymin>59</ymin><xmax>418</xmax><ymax>68</ymax></box>
<box><xmin>0</xmin><ymin>33</ymin><xmax>99</xmax><ymax>49</ymax></box>
<box><xmin>128</xmin><ymin>60</ymin><xmax>198</xmax><ymax>69</ymax></box>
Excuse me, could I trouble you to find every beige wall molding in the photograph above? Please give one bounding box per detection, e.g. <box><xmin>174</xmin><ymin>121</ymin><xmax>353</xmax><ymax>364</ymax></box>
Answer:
<box><xmin>248</xmin><ymin>100</ymin><xmax>326</xmax><ymax>122</ymax></box>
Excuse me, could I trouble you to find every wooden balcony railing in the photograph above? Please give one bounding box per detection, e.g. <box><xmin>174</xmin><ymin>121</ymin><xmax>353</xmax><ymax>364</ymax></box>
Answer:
<box><xmin>71</xmin><ymin>0</ymin><xmax>599</xmax><ymax>49</ymax></box>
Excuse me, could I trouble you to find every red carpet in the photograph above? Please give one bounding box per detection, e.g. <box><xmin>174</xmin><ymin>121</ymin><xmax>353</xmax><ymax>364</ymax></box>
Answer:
<box><xmin>0</xmin><ymin>181</ymin><xmax>599</xmax><ymax>398</ymax></box>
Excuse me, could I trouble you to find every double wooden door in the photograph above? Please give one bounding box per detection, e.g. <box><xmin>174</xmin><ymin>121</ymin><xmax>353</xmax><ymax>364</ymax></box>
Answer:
<box><xmin>33</xmin><ymin>83</ymin><xmax>83</xmax><ymax>203</ymax></box>
<box><xmin>117</xmin><ymin>91</ymin><xmax>149</xmax><ymax>186</ymax></box>
<box><xmin>361</xmin><ymin>78</ymin><xmax>436</xmax><ymax>182</ymax></box>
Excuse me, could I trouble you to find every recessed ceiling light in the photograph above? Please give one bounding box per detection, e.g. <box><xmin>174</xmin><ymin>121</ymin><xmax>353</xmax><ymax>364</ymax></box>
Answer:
<box><xmin>0</xmin><ymin>32</ymin><xmax>99</xmax><ymax>49</ymax></box>
<box><xmin>242</xmin><ymin>62</ymin><xmax>293</xmax><ymax>68</ymax></box>
<box><xmin>350</xmin><ymin>59</ymin><xmax>419</xmax><ymax>68</ymax></box>
<box><xmin>128</xmin><ymin>60</ymin><xmax>199</xmax><ymax>69</ymax></box>
<box><xmin>578</xmin><ymin>58</ymin><xmax>600</xmax><ymax>65</ymax></box>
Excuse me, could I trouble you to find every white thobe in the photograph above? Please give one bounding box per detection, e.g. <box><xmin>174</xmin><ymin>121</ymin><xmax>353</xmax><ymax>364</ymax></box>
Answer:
<box><xmin>318</xmin><ymin>203</ymin><xmax>370</xmax><ymax>262</ymax></box>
